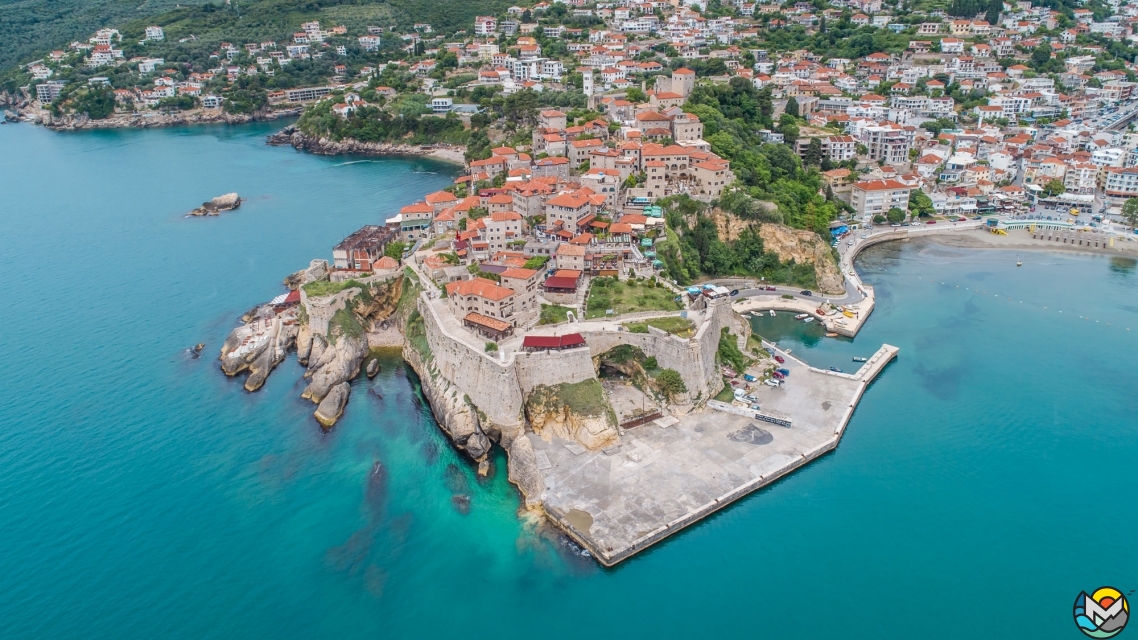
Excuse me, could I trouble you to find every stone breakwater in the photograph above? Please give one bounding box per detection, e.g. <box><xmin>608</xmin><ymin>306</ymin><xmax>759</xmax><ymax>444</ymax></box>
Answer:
<box><xmin>267</xmin><ymin>125</ymin><xmax>465</xmax><ymax>162</ymax></box>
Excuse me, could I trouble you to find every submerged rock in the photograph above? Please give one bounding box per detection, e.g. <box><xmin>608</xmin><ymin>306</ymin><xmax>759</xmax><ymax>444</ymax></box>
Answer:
<box><xmin>451</xmin><ymin>495</ymin><xmax>471</xmax><ymax>515</ymax></box>
<box><xmin>189</xmin><ymin>193</ymin><xmax>242</xmax><ymax>216</ymax></box>
<box><xmin>366</xmin><ymin>359</ymin><xmax>380</xmax><ymax>378</ymax></box>
<box><xmin>314</xmin><ymin>381</ymin><xmax>351</xmax><ymax>428</ymax></box>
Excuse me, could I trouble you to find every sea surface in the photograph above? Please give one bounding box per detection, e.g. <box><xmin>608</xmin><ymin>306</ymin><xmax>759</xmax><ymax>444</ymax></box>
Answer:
<box><xmin>1</xmin><ymin>122</ymin><xmax>1137</xmax><ymax>639</ymax></box>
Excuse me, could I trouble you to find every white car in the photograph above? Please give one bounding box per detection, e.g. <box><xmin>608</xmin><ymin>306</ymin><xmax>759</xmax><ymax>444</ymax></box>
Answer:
<box><xmin>764</xmin><ymin>379</ymin><xmax>781</xmax><ymax>387</ymax></box>
<box><xmin>860</xmin><ymin>234</ymin><xmax>867</xmax><ymax>239</ymax></box>
<box><xmin>847</xmin><ymin>240</ymin><xmax>854</xmax><ymax>246</ymax></box>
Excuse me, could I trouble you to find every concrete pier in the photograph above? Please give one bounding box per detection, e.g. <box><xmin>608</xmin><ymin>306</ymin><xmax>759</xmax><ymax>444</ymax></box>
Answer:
<box><xmin>532</xmin><ymin>343</ymin><xmax>899</xmax><ymax>566</ymax></box>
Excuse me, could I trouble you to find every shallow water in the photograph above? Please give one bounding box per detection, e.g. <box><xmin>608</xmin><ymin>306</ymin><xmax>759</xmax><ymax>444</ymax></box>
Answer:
<box><xmin>2</xmin><ymin>123</ymin><xmax>1137</xmax><ymax>638</ymax></box>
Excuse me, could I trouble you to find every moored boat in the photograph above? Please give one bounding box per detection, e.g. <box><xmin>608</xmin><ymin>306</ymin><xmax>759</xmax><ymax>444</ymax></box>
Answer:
<box><xmin>803</xmin><ymin>317</ymin><xmax>814</xmax><ymax>323</ymax></box>
<box><xmin>852</xmin><ymin>356</ymin><xmax>867</xmax><ymax>362</ymax></box>
<box><xmin>769</xmin><ymin>309</ymin><xmax>776</xmax><ymax>316</ymax></box>
<box><xmin>794</xmin><ymin>313</ymin><xmax>809</xmax><ymax>320</ymax></box>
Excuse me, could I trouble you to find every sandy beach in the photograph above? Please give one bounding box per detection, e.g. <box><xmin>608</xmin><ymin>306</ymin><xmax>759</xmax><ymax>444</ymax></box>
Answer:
<box><xmin>425</xmin><ymin>147</ymin><xmax>466</xmax><ymax>165</ymax></box>
<box><xmin>921</xmin><ymin>226</ymin><xmax>1138</xmax><ymax>258</ymax></box>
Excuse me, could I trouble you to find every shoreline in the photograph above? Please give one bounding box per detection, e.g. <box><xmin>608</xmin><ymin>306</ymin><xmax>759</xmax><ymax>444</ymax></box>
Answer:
<box><xmin>916</xmin><ymin>227</ymin><xmax>1137</xmax><ymax>258</ymax></box>
<box><xmin>13</xmin><ymin>107</ymin><xmax>304</xmax><ymax>131</ymax></box>
<box><xmin>268</xmin><ymin>125</ymin><xmax>466</xmax><ymax>165</ymax></box>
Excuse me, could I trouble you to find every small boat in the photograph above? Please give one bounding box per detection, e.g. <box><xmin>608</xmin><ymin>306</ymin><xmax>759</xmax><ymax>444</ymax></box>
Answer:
<box><xmin>769</xmin><ymin>309</ymin><xmax>776</xmax><ymax>316</ymax></box>
<box><xmin>1016</xmin><ymin>256</ymin><xmax>1022</xmax><ymax>267</ymax></box>
<box><xmin>826</xmin><ymin>332</ymin><xmax>838</xmax><ymax>337</ymax></box>
<box><xmin>803</xmin><ymin>317</ymin><xmax>814</xmax><ymax>323</ymax></box>
<box><xmin>830</xmin><ymin>367</ymin><xmax>844</xmax><ymax>373</ymax></box>
<box><xmin>794</xmin><ymin>313</ymin><xmax>809</xmax><ymax>320</ymax></box>
<box><xmin>842</xmin><ymin>310</ymin><xmax>855</xmax><ymax>318</ymax></box>
<box><xmin>852</xmin><ymin>357</ymin><xmax>867</xmax><ymax>362</ymax></box>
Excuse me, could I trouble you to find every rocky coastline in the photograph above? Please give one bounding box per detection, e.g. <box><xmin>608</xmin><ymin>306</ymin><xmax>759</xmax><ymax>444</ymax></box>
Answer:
<box><xmin>190</xmin><ymin>193</ymin><xmax>242</xmax><ymax>216</ymax></box>
<box><xmin>7</xmin><ymin>104</ymin><xmax>301</xmax><ymax>131</ymax></box>
<box><xmin>267</xmin><ymin>125</ymin><xmax>466</xmax><ymax>164</ymax></box>
<box><xmin>219</xmin><ymin>260</ymin><xmax>404</xmax><ymax>429</ymax></box>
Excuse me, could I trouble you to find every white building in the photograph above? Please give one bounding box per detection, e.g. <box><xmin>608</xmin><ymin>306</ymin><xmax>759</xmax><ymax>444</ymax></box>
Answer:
<box><xmin>851</xmin><ymin>179</ymin><xmax>913</xmax><ymax>217</ymax></box>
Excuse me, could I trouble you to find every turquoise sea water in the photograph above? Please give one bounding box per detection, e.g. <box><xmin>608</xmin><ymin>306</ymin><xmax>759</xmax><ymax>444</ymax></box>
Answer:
<box><xmin>2</xmin><ymin>122</ymin><xmax>1137</xmax><ymax>639</ymax></box>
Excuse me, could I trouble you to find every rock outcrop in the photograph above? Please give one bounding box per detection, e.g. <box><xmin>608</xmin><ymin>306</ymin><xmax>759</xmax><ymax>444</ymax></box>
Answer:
<box><xmin>37</xmin><ymin>107</ymin><xmax>301</xmax><ymax>131</ymax></box>
<box><xmin>301</xmin><ymin>333</ymin><xmax>367</xmax><ymax>404</ymax></box>
<box><xmin>314</xmin><ymin>382</ymin><xmax>351</xmax><ymax>428</ymax></box>
<box><xmin>758</xmin><ymin>224</ymin><xmax>844</xmax><ymax>294</ymax></box>
<box><xmin>402</xmin><ymin>342</ymin><xmax>494</xmax><ymax>461</ymax></box>
<box><xmin>507</xmin><ymin>437</ymin><xmax>546</xmax><ymax>509</ymax></box>
<box><xmin>524</xmin><ymin>381</ymin><xmax>619</xmax><ymax>451</ymax></box>
<box><xmin>268</xmin><ymin>125</ymin><xmax>464</xmax><ymax>160</ymax></box>
<box><xmin>190</xmin><ymin>193</ymin><xmax>242</xmax><ymax>216</ymax></box>
<box><xmin>219</xmin><ymin>313</ymin><xmax>299</xmax><ymax>392</ymax></box>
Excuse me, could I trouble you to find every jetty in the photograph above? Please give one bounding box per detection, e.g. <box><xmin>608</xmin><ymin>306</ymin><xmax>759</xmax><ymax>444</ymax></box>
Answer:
<box><xmin>531</xmin><ymin>342</ymin><xmax>899</xmax><ymax>566</ymax></box>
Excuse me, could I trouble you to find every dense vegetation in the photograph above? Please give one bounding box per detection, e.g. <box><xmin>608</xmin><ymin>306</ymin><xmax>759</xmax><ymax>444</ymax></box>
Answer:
<box><xmin>1</xmin><ymin>0</ymin><xmax>516</xmax><ymax>83</ymax></box>
<box><xmin>655</xmin><ymin>195</ymin><xmax>821</xmax><ymax>289</ymax></box>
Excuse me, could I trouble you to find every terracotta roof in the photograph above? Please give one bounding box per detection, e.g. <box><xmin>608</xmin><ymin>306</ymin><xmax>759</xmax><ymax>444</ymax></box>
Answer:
<box><xmin>556</xmin><ymin>244</ymin><xmax>586</xmax><ymax>256</ymax></box>
<box><xmin>500</xmin><ymin>267</ymin><xmax>538</xmax><ymax>280</ymax></box>
<box><xmin>463</xmin><ymin>312</ymin><xmax>511</xmax><ymax>333</ymax></box>
<box><xmin>446</xmin><ymin>277</ymin><xmax>516</xmax><ymax>301</ymax></box>
<box><xmin>373</xmin><ymin>256</ymin><xmax>400</xmax><ymax>270</ymax></box>
<box><xmin>853</xmin><ymin>179</ymin><xmax>911</xmax><ymax>191</ymax></box>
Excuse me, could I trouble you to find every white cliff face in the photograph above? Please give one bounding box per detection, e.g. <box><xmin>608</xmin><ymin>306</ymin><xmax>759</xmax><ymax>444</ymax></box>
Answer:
<box><xmin>524</xmin><ymin>383</ymin><xmax>618</xmax><ymax>451</ymax></box>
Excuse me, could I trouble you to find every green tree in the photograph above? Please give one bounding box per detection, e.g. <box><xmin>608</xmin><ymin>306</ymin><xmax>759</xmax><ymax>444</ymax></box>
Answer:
<box><xmin>887</xmin><ymin>207</ymin><xmax>906</xmax><ymax>223</ymax></box>
<box><xmin>1044</xmin><ymin>179</ymin><xmax>1065</xmax><ymax>197</ymax></box>
<box><xmin>73</xmin><ymin>85</ymin><xmax>115</xmax><ymax>119</ymax></box>
<box><xmin>1122</xmin><ymin>198</ymin><xmax>1138</xmax><ymax>229</ymax></box>
<box><xmin>384</xmin><ymin>241</ymin><xmax>407</xmax><ymax>259</ymax></box>
<box><xmin>804</xmin><ymin>137</ymin><xmax>823</xmax><ymax>166</ymax></box>
<box><xmin>873</xmin><ymin>214</ymin><xmax>887</xmax><ymax>224</ymax></box>
<box><xmin>909</xmin><ymin>190</ymin><xmax>935</xmax><ymax>218</ymax></box>
<box><xmin>1031</xmin><ymin>44</ymin><xmax>1051</xmax><ymax>68</ymax></box>
<box><xmin>785</xmin><ymin>96</ymin><xmax>799</xmax><ymax>118</ymax></box>
<box><xmin>655</xmin><ymin>368</ymin><xmax>687</xmax><ymax>400</ymax></box>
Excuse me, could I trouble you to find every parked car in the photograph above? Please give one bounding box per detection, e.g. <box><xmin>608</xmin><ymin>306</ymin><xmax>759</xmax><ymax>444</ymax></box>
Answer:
<box><xmin>750</xmin><ymin>403</ymin><xmax>761</xmax><ymax>411</ymax></box>
<box><xmin>743</xmin><ymin>374</ymin><xmax>757</xmax><ymax>382</ymax></box>
<box><xmin>860</xmin><ymin>234</ymin><xmax>867</xmax><ymax>239</ymax></box>
<box><xmin>926</xmin><ymin>220</ymin><xmax>937</xmax><ymax>224</ymax></box>
<box><xmin>730</xmin><ymin>289</ymin><xmax>739</xmax><ymax>296</ymax></box>
<box><xmin>764</xmin><ymin>379</ymin><xmax>781</xmax><ymax>387</ymax></box>
<box><xmin>774</xmin><ymin>355</ymin><xmax>785</xmax><ymax>364</ymax></box>
<box><xmin>891</xmin><ymin>223</ymin><xmax>900</xmax><ymax>227</ymax></box>
<box><xmin>771</xmin><ymin>372</ymin><xmax>785</xmax><ymax>380</ymax></box>
<box><xmin>800</xmin><ymin>290</ymin><xmax>813</xmax><ymax>296</ymax></box>
<box><xmin>764</xmin><ymin>286</ymin><xmax>776</xmax><ymax>291</ymax></box>
<box><xmin>776</xmin><ymin>368</ymin><xmax>790</xmax><ymax>376</ymax></box>
<box><xmin>743</xmin><ymin>394</ymin><xmax>757</xmax><ymax>403</ymax></box>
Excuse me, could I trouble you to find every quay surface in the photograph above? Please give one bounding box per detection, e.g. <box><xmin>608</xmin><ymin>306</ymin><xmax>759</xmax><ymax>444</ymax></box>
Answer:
<box><xmin>533</xmin><ymin>343</ymin><xmax>899</xmax><ymax>566</ymax></box>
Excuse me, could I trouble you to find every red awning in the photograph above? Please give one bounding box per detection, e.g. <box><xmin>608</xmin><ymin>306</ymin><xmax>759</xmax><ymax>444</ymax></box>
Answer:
<box><xmin>284</xmin><ymin>290</ymin><xmax>301</xmax><ymax>304</ymax></box>
<box><xmin>522</xmin><ymin>333</ymin><xmax>586</xmax><ymax>349</ymax></box>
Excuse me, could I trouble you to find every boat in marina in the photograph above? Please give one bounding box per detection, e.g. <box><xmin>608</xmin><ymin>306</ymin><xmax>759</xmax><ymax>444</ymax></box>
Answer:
<box><xmin>852</xmin><ymin>357</ymin><xmax>867</xmax><ymax>362</ymax></box>
<box><xmin>794</xmin><ymin>313</ymin><xmax>809</xmax><ymax>320</ymax></box>
<box><xmin>803</xmin><ymin>317</ymin><xmax>815</xmax><ymax>323</ymax></box>
<box><xmin>769</xmin><ymin>309</ymin><xmax>776</xmax><ymax>316</ymax></box>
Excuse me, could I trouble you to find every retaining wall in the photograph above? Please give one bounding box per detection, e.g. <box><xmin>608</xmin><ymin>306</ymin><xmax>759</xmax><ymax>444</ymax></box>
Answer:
<box><xmin>513</xmin><ymin>347</ymin><xmax>598</xmax><ymax>395</ymax></box>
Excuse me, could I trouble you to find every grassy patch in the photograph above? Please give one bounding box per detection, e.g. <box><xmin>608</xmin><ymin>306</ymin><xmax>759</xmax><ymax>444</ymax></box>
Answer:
<box><xmin>714</xmin><ymin>379</ymin><xmax>737</xmax><ymax>402</ymax></box>
<box><xmin>328</xmin><ymin>307</ymin><xmax>364</xmax><ymax>345</ymax></box>
<box><xmin>538</xmin><ymin>303</ymin><xmax>575</xmax><ymax>326</ymax></box>
<box><xmin>406</xmin><ymin>309</ymin><xmax>431</xmax><ymax>361</ymax></box>
<box><xmin>718</xmin><ymin>328</ymin><xmax>749</xmax><ymax>373</ymax></box>
<box><xmin>585</xmin><ymin>277</ymin><xmax>682</xmax><ymax>319</ymax></box>
<box><xmin>623</xmin><ymin>316</ymin><xmax>694</xmax><ymax>338</ymax></box>
<box><xmin>302</xmin><ymin>279</ymin><xmax>365</xmax><ymax>298</ymax></box>
<box><xmin>528</xmin><ymin>380</ymin><xmax>613</xmax><ymax>424</ymax></box>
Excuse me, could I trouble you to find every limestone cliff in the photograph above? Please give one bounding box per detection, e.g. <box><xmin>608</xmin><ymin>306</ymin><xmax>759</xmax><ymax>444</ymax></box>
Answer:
<box><xmin>758</xmin><ymin>224</ymin><xmax>844</xmax><ymax>295</ymax></box>
<box><xmin>704</xmin><ymin>208</ymin><xmax>843</xmax><ymax>295</ymax></box>
<box><xmin>524</xmin><ymin>381</ymin><xmax>619</xmax><ymax>451</ymax></box>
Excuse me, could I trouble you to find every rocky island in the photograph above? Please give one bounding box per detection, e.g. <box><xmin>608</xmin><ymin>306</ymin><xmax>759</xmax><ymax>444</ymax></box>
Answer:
<box><xmin>189</xmin><ymin>193</ymin><xmax>242</xmax><ymax>217</ymax></box>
